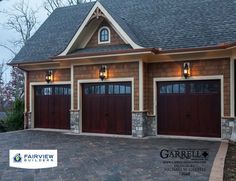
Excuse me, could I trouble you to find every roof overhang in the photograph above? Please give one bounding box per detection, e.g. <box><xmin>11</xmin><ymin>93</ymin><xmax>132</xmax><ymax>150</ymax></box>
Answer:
<box><xmin>53</xmin><ymin>48</ymin><xmax>159</xmax><ymax>61</ymax></box>
<box><xmin>9</xmin><ymin>42</ymin><xmax>236</xmax><ymax>67</ymax></box>
<box><xmin>158</xmin><ymin>42</ymin><xmax>236</xmax><ymax>55</ymax></box>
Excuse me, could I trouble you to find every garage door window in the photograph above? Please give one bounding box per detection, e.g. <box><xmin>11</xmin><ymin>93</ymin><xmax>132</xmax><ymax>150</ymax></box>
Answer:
<box><xmin>190</xmin><ymin>82</ymin><xmax>220</xmax><ymax>94</ymax></box>
<box><xmin>160</xmin><ymin>83</ymin><xmax>186</xmax><ymax>94</ymax></box>
<box><xmin>84</xmin><ymin>83</ymin><xmax>131</xmax><ymax>95</ymax></box>
<box><xmin>109</xmin><ymin>84</ymin><xmax>131</xmax><ymax>94</ymax></box>
<box><xmin>35</xmin><ymin>86</ymin><xmax>71</xmax><ymax>96</ymax></box>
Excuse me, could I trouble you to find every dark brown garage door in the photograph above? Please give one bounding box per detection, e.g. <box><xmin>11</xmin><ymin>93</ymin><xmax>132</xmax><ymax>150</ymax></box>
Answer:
<box><xmin>82</xmin><ymin>82</ymin><xmax>132</xmax><ymax>135</ymax></box>
<box><xmin>157</xmin><ymin>80</ymin><xmax>221</xmax><ymax>137</ymax></box>
<box><xmin>34</xmin><ymin>85</ymin><xmax>71</xmax><ymax>129</ymax></box>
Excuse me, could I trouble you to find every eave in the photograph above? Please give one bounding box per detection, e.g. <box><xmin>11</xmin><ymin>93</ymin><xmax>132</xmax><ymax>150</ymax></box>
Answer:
<box><xmin>8</xmin><ymin>41</ymin><xmax>236</xmax><ymax>67</ymax></box>
<box><xmin>52</xmin><ymin>48</ymin><xmax>160</xmax><ymax>61</ymax></box>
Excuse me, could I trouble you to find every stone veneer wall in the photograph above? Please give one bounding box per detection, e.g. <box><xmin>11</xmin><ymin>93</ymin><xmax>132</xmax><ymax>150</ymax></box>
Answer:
<box><xmin>222</xmin><ymin>118</ymin><xmax>236</xmax><ymax>141</ymax></box>
<box><xmin>146</xmin><ymin>115</ymin><xmax>156</xmax><ymax>136</ymax></box>
<box><xmin>70</xmin><ymin>110</ymin><xmax>80</xmax><ymax>133</ymax></box>
<box><xmin>132</xmin><ymin>112</ymin><xmax>157</xmax><ymax>137</ymax></box>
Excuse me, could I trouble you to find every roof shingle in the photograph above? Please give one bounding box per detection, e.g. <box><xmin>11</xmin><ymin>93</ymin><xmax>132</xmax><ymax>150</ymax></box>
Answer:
<box><xmin>11</xmin><ymin>0</ymin><xmax>236</xmax><ymax>64</ymax></box>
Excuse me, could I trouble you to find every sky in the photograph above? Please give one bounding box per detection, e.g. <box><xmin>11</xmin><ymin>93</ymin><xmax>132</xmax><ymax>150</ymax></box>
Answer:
<box><xmin>0</xmin><ymin>0</ymin><xmax>48</xmax><ymax>82</ymax></box>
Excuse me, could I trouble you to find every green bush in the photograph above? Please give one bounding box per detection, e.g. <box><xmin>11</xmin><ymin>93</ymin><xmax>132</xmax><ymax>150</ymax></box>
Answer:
<box><xmin>0</xmin><ymin>120</ymin><xmax>6</xmax><ymax>132</ymax></box>
<box><xmin>4</xmin><ymin>99</ymin><xmax>24</xmax><ymax>131</ymax></box>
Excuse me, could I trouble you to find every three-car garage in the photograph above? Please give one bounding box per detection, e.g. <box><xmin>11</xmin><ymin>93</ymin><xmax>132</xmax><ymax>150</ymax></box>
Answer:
<box><xmin>33</xmin><ymin>79</ymin><xmax>221</xmax><ymax>138</ymax></box>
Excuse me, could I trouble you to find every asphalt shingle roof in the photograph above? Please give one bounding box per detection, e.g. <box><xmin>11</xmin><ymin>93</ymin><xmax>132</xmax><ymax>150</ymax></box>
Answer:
<box><xmin>11</xmin><ymin>0</ymin><xmax>236</xmax><ymax>64</ymax></box>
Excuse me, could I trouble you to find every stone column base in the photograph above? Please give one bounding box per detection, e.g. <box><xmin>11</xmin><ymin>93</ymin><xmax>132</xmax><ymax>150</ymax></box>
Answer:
<box><xmin>132</xmin><ymin>112</ymin><xmax>157</xmax><ymax>137</ymax></box>
<box><xmin>70</xmin><ymin>110</ymin><xmax>80</xmax><ymax>133</ymax></box>
<box><xmin>24</xmin><ymin>112</ymin><xmax>32</xmax><ymax>129</ymax></box>
<box><xmin>132</xmin><ymin>112</ymin><xmax>146</xmax><ymax>137</ymax></box>
<box><xmin>222</xmin><ymin>118</ymin><xmax>236</xmax><ymax>140</ymax></box>
<box><xmin>146</xmin><ymin>115</ymin><xmax>156</xmax><ymax>136</ymax></box>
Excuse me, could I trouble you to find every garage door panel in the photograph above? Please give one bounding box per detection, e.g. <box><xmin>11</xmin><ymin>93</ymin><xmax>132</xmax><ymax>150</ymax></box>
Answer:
<box><xmin>106</xmin><ymin>95</ymin><xmax>131</xmax><ymax>134</ymax></box>
<box><xmin>157</xmin><ymin>80</ymin><xmax>221</xmax><ymax>137</ymax></box>
<box><xmin>83</xmin><ymin>95</ymin><xmax>105</xmax><ymax>133</ymax></box>
<box><xmin>34</xmin><ymin>85</ymin><xmax>71</xmax><ymax>129</ymax></box>
<box><xmin>82</xmin><ymin>82</ymin><xmax>131</xmax><ymax>135</ymax></box>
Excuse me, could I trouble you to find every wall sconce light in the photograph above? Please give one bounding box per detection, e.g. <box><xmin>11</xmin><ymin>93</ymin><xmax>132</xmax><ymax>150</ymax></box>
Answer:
<box><xmin>99</xmin><ymin>65</ymin><xmax>107</xmax><ymax>81</ymax></box>
<box><xmin>183</xmin><ymin>62</ymin><xmax>190</xmax><ymax>79</ymax></box>
<box><xmin>45</xmin><ymin>70</ymin><xmax>53</xmax><ymax>83</ymax></box>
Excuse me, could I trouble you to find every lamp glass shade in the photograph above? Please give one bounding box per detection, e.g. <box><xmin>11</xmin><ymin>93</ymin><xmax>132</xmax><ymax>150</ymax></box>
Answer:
<box><xmin>45</xmin><ymin>70</ymin><xmax>52</xmax><ymax>83</ymax></box>
<box><xmin>183</xmin><ymin>63</ymin><xmax>190</xmax><ymax>78</ymax></box>
<box><xmin>99</xmin><ymin>66</ymin><xmax>107</xmax><ymax>80</ymax></box>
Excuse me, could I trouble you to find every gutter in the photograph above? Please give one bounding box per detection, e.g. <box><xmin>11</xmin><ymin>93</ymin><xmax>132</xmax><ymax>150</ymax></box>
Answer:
<box><xmin>8</xmin><ymin>59</ymin><xmax>55</xmax><ymax>67</ymax></box>
<box><xmin>52</xmin><ymin>48</ymin><xmax>160</xmax><ymax>60</ymax></box>
<box><xmin>158</xmin><ymin>42</ymin><xmax>236</xmax><ymax>54</ymax></box>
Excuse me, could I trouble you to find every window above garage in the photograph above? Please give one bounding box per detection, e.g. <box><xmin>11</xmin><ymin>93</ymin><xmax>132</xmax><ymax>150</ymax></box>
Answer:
<box><xmin>98</xmin><ymin>26</ymin><xmax>110</xmax><ymax>44</ymax></box>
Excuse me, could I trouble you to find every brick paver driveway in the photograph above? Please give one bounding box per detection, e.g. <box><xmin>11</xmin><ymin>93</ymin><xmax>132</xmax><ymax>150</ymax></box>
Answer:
<box><xmin>0</xmin><ymin>130</ymin><xmax>220</xmax><ymax>181</ymax></box>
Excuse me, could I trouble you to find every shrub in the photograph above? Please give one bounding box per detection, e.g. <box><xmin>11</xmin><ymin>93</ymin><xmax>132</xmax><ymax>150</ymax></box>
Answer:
<box><xmin>0</xmin><ymin>120</ymin><xmax>6</xmax><ymax>132</ymax></box>
<box><xmin>4</xmin><ymin>99</ymin><xmax>24</xmax><ymax>131</ymax></box>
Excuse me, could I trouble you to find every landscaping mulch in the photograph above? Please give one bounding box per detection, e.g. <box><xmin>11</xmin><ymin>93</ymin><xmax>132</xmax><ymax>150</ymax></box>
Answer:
<box><xmin>224</xmin><ymin>142</ymin><xmax>236</xmax><ymax>181</ymax></box>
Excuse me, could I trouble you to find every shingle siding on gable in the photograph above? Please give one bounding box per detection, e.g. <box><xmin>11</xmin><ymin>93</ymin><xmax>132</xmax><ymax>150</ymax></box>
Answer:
<box><xmin>86</xmin><ymin>20</ymin><xmax>125</xmax><ymax>48</ymax></box>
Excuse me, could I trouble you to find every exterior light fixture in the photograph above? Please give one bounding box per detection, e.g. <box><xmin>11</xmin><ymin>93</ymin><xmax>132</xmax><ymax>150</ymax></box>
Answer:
<box><xmin>99</xmin><ymin>65</ymin><xmax>107</xmax><ymax>81</ymax></box>
<box><xmin>45</xmin><ymin>70</ymin><xmax>53</xmax><ymax>83</ymax></box>
<box><xmin>183</xmin><ymin>62</ymin><xmax>190</xmax><ymax>79</ymax></box>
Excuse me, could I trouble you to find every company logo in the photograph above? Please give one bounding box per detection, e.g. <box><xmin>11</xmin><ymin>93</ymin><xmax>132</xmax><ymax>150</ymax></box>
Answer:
<box><xmin>160</xmin><ymin>149</ymin><xmax>209</xmax><ymax>160</ymax></box>
<box><xmin>9</xmin><ymin>150</ymin><xmax>57</xmax><ymax>169</ymax></box>
<box><xmin>13</xmin><ymin>153</ymin><xmax>22</xmax><ymax>163</ymax></box>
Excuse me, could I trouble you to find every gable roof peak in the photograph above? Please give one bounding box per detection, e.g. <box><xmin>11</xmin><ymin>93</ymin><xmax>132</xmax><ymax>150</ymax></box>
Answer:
<box><xmin>59</xmin><ymin>0</ymin><xmax>143</xmax><ymax>56</ymax></box>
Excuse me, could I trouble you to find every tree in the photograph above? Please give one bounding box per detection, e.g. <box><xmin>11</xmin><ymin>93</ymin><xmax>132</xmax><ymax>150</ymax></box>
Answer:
<box><xmin>44</xmin><ymin>0</ymin><xmax>93</xmax><ymax>15</ymax></box>
<box><xmin>0</xmin><ymin>0</ymin><xmax>37</xmax><ymax>131</ymax></box>
<box><xmin>1</xmin><ymin>0</ymin><xmax>37</xmax><ymax>101</ymax></box>
<box><xmin>4</xmin><ymin>0</ymin><xmax>37</xmax><ymax>47</ymax></box>
<box><xmin>0</xmin><ymin>63</ymin><xmax>5</xmax><ymax>111</ymax></box>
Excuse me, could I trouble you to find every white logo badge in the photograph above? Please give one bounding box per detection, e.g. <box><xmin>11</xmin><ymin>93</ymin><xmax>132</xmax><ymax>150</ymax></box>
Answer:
<box><xmin>9</xmin><ymin>150</ymin><xmax>58</xmax><ymax>169</ymax></box>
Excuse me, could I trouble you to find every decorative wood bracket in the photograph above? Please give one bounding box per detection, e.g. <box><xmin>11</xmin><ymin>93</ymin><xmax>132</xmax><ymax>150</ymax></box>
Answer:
<box><xmin>89</xmin><ymin>8</ymin><xmax>105</xmax><ymax>22</ymax></box>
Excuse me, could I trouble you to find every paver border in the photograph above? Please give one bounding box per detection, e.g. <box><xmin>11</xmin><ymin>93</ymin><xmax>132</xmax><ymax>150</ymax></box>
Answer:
<box><xmin>209</xmin><ymin>140</ymin><xmax>229</xmax><ymax>181</ymax></box>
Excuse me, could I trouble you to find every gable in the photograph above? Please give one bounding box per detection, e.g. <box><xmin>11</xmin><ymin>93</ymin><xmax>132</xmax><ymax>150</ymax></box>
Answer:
<box><xmin>59</xmin><ymin>2</ymin><xmax>143</xmax><ymax>56</ymax></box>
<box><xmin>86</xmin><ymin>20</ymin><xmax>126</xmax><ymax>48</ymax></box>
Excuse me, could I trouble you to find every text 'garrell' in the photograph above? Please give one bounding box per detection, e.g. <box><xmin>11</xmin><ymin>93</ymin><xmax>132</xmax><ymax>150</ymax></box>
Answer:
<box><xmin>160</xmin><ymin>149</ymin><xmax>209</xmax><ymax>160</ymax></box>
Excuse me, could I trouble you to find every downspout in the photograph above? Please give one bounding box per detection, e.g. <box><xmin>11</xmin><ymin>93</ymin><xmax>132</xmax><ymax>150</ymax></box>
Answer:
<box><xmin>13</xmin><ymin>65</ymin><xmax>29</xmax><ymax>129</ymax></box>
